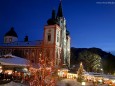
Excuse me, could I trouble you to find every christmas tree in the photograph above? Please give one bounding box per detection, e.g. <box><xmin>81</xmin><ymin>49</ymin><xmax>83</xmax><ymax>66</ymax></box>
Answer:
<box><xmin>77</xmin><ymin>62</ymin><xmax>85</xmax><ymax>82</ymax></box>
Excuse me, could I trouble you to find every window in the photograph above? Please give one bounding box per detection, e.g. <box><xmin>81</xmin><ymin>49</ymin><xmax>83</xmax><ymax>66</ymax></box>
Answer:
<box><xmin>9</xmin><ymin>38</ymin><xmax>12</xmax><ymax>42</ymax></box>
<box><xmin>5</xmin><ymin>38</ymin><xmax>7</xmax><ymax>42</ymax></box>
<box><xmin>48</xmin><ymin>33</ymin><xmax>51</xmax><ymax>41</ymax></box>
<box><xmin>57</xmin><ymin>36</ymin><xmax>59</xmax><ymax>42</ymax></box>
<box><xmin>57</xmin><ymin>31</ymin><xmax>59</xmax><ymax>42</ymax></box>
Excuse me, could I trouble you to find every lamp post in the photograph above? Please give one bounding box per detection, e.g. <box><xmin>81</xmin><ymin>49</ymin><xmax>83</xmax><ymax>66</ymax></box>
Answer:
<box><xmin>100</xmin><ymin>68</ymin><xmax>103</xmax><ymax>74</ymax></box>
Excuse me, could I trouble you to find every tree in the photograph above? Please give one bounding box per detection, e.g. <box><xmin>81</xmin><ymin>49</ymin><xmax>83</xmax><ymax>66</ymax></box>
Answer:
<box><xmin>77</xmin><ymin>62</ymin><xmax>85</xmax><ymax>82</ymax></box>
<box><xmin>78</xmin><ymin>50</ymin><xmax>102</xmax><ymax>72</ymax></box>
<box><xmin>28</xmin><ymin>57</ymin><xmax>57</xmax><ymax>86</ymax></box>
<box><xmin>103</xmin><ymin>53</ymin><xmax>115</xmax><ymax>74</ymax></box>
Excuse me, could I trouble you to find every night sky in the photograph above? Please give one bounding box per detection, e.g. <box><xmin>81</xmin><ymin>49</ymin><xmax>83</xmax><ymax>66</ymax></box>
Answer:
<box><xmin>0</xmin><ymin>0</ymin><xmax>115</xmax><ymax>52</ymax></box>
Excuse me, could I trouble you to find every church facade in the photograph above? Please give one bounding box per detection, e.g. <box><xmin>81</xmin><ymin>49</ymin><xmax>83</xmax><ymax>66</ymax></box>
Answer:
<box><xmin>0</xmin><ymin>1</ymin><xmax>70</xmax><ymax>68</ymax></box>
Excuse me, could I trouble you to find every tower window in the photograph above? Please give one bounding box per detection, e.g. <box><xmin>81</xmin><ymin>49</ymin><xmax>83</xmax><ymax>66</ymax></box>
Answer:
<box><xmin>9</xmin><ymin>38</ymin><xmax>12</xmax><ymax>42</ymax></box>
<box><xmin>48</xmin><ymin>33</ymin><xmax>51</xmax><ymax>41</ymax></box>
<box><xmin>57</xmin><ymin>31</ymin><xmax>59</xmax><ymax>42</ymax></box>
<box><xmin>5</xmin><ymin>38</ymin><xmax>7</xmax><ymax>42</ymax></box>
<box><xmin>57</xmin><ymin>36</ymin><xmax>59</xmax><ymax>42</ymax></box>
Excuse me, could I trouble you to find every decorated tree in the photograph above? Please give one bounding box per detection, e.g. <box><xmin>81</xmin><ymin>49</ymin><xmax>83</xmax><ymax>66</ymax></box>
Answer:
<box><xmin>28</xmin><ymin>58</ymin><xmax>57</xmax><ymax>86</ymax></box>
<box><xmin>77</xmin><ymin>62</ymin><xmax>85</xmax><ymax>82</ymax></box>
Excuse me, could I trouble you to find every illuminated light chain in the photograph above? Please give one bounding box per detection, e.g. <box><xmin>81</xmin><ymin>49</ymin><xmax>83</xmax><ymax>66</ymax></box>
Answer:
<box><xmin>28</xmin><ymin>58</ymin><xmax>57</xmax><ymax>86</ymax></box>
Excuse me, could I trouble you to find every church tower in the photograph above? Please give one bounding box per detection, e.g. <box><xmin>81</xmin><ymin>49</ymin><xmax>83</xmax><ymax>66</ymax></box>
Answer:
<box><xmin>43</xmin><ymin>1</ymin><xmax>70</xmax><ymax>68</ymax></box>
<box><xmin>43</xmin><ymin>10</ymin><xmax>61</xmax><ymax>67</ymax></box>
<box><xmin>56</xmin><ymin>1</ymin><xmax>70</xmax><ymax>67</ymax></box>
<box><xmin>4</xmin><ymin>27</ymin><xmax>18</xmax><ymax>43</ymax></box>
<box><xmin>66</xmin><ymin>30</ymin><xmax>71</xmax><ymax>67</ymax></box>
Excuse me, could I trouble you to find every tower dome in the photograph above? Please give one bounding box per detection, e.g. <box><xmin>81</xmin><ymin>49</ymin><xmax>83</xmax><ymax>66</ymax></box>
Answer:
<box><xmin>4</xmin><ymin>27</ymin><xmax>18</xmax><ymax>43</ymax></box>
<box><xmin>47</xmin><ymin>9</ymin><xmax>58</xmax><ymax>25</ymax></box>
<box><xmin>4</xmin><ymin>27</ymin><xmax>18</xmax><ymax>37</ymax></box>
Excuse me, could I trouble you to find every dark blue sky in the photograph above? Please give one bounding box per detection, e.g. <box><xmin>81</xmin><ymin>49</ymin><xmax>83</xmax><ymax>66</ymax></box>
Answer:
<box><xmin>0</xmin><ymin>0</ymin><xmax>115</xmax><ymax>51</ymax></box>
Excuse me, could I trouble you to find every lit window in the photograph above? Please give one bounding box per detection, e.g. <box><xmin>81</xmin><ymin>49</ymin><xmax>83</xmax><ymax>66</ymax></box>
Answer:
<box><xmin>9</xmin><ymin>38</ymin><xmax>12</xmax><ymax>42</ymax></box>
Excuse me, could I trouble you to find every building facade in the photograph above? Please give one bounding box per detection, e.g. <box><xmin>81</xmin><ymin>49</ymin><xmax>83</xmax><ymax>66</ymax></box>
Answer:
<box><xmin>0</xmin><ymin>1</ymin><xmax>70</xmax><ymax>68</ymax></box>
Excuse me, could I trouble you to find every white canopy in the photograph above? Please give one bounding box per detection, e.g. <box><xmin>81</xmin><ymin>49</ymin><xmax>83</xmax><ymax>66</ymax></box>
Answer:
<box><xmin>0</xmin><ymin>54</ymin><xmax>29</xmax><ymax>67</ymax></box>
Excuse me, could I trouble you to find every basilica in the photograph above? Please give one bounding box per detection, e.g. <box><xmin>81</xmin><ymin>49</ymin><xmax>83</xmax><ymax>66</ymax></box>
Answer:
<box><xmin>0</xmin><ymin>1</ymin><xmax>70</xmax><ymax>68</ymax></box>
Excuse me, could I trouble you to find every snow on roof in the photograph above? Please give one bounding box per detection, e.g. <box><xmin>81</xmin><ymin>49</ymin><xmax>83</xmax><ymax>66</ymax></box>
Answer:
<box><xmin>0</xmin><ymin>40</ymin><xmax>43</xmax><ymax>47</ymax></box>
<box><xmin>0</xmin><ymin>54</ymin><xmax>29</xmax><ymax>66</ymax></box>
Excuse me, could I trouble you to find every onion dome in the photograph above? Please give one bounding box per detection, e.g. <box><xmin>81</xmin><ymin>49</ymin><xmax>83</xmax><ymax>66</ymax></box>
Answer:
<box><xmin>4</xmin><ymin>27</ymin><xmax>18</xmax><ymax>37</ymax></box>
<box><xmin>47</xmin><ymin>9</ymin><xmax>58</xmax><ymax>25</ymax></box>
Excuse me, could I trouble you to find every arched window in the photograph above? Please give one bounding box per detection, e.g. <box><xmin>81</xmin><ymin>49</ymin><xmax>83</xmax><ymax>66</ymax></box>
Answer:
<box><xmin>9</xmin><ymin>38</ymin><xmax>12</xmax><ymax>42</ymax></box>
<box><xmin>48</xmin><ymin>33</ymin><xmax>51</xmax><ymax>41</ymax></box>
<box><xmin>57</xmin><ymin>31</ymin><xmax>59</xmax><ymax>42</ymax></box>
<box><xmin>5</xmin><ymin>38</ymin><xmax>7</xmax><ymax>43</ymax></box>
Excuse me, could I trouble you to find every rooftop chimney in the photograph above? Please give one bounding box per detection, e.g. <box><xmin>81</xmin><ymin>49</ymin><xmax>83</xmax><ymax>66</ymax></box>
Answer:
<box><xmin>24</xmin><ymin>36</ymin><xmax>28</xmax><ymax>42</ymax></box>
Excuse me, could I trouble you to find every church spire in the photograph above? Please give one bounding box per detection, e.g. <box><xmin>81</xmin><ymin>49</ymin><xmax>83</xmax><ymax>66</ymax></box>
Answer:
<box><xmin>57</xmin><ymin>0</ymin><xmax>63</xmax><ymax>17</ymax></box>
<box><xmin>52</xmin><ymin>9</ymin><xmax>56</xmax><ymax>19</ymax></box>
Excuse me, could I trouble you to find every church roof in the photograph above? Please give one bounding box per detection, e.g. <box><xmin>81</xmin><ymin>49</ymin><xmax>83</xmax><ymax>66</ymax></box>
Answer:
<box><xmin>0</xmin><ymin>54</ymin><xmax>29</xmax><ymax>66</ymax></box>
<box><xmin>47</xmin><ymin>1</ymin><xmax>64</xmax><ymax>25</ymax></box>
<box><xmin>4</xmin><ymin>27</ymin><xmax>18</xmax><ymax>37</ymax></box>
<box><xmin>47</xmin><ymin>9</ymin><xmax>58</xmax><ymax>25</ymax></box>
<box><xmin>57</xmin><ymin>1</ymin><xmax>63</xmax><ymax>17</ymax></box>
<box><xmin>0</xmin><ymin>40</ymin><xmax>42</xmax><ymax>47</ymax></box>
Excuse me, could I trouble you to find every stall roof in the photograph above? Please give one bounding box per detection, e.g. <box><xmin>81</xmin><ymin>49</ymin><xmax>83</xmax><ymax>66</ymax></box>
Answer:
<box><xmin>0</xmin><ymin>54</ymin><xmax>29</xmax><ymax>67</ymax></box>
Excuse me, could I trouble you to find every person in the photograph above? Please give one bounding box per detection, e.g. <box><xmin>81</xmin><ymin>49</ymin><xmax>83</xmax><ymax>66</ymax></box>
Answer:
<box><xmin>93</xmin><ymin>80</ymin><xmax>97</xmax><ymax>86</ymax></box>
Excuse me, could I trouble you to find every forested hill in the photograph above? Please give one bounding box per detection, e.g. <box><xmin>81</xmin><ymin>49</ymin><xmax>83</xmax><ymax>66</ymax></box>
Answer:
<box><xmin>70</xmin><ymin>47</ymin><xmax>115</xmax><ymax>74</ymax></box>
<box><xmin>71</xmin><ymin>47</ymin><xmax>110</xmax><ymax>60</ymax></box>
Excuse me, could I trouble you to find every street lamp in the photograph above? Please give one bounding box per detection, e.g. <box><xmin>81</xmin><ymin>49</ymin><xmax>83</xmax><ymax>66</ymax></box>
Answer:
<box><xmin>0</xmin><ymin>63</ymin><xmax>2</xmax><ymax>73</ymax></box>
<box><xmin>81</xmin><ymin>81</ymin><xmax>86</xmax><ymax>85</ymax></box>
<box><xmin>100</xmin><ymin>68</ymin><xmax>103</xmax><ymax>73</ymax></box>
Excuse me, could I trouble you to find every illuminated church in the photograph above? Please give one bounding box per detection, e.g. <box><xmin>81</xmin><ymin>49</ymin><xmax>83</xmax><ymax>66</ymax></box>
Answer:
<box><xmin>0</xmin><ymin>1</ymin><xmax>70</xmax><ymax>68</ymax></box>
